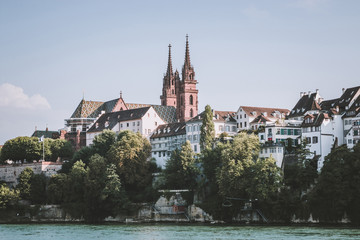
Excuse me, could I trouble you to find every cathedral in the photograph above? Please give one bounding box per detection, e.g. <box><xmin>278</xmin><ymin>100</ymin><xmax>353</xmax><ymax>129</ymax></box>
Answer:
<box><xmin>160</xmin><ymin>35</ymin><xmax>199</xmax><ymax>122</ymax></box>
<box><xmin>63</xmin><ymin>35</ymin><xmax>199</xmax><ymax>150</ymax></box>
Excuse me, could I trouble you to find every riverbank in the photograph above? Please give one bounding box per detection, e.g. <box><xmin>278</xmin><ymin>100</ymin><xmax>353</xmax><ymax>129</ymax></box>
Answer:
<box><xmin>1</xmin><ymin>204</ymin><xmax>357</xmax><ymax>226</ymax></box>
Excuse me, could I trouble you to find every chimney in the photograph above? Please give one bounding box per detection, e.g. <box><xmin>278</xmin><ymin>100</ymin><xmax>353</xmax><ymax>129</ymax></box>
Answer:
<box><xmin>342</xmin><ymin>88</ymin><xmax>345</xmax><ymax>94</ymax></box>
<box><xmin>35</xmin><ymin>126</ymin><xmax>37</xmax><ymax>132</ymax></box>
<box><xmin>316</xmin><ymin>89</ymin><xmax>319</xmax><ymax>94</ymax></box>
<box><xmin>300</xmin><ymin>92</ymin><xmax>303</xmax><ymax>98</ymax></box>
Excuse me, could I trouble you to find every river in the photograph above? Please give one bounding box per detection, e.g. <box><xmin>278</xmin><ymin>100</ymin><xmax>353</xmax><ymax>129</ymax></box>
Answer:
<box><xmin>1</xmin><ymin>224</ymin><xmax>359</xmax><ymax>240</ymax></box>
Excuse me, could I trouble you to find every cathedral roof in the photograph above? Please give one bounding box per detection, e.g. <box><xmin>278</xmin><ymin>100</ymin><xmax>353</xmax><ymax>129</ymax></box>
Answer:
<box><xmin>70</xmin><ymin>98</ymin><xmax>177</xmax><ymax>123</ymax></box>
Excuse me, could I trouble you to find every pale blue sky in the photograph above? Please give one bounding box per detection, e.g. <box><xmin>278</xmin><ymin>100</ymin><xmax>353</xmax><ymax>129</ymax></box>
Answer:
<box><xmin>1</xmin><ymin>0</ymin><xmax>360</xmax><ymax>144</ymax></box>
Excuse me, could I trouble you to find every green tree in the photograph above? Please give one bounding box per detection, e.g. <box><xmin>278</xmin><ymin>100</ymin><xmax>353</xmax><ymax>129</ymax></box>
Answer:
<box><xmin>92</xmin><ymin>130</ymin><xmax>116</xmax><ymax>157</ymax></box>
<box><xmin>200</xmin><ymin>105</ymin><xmax>215</xmax><ymax>151</ymax></box>
<box><xmin>65</xmin><ymin>160</ymin><xmax>87</xmax><ymax>204</ymax></box>
<box><xmin>1</xmin><ymin>137</ymin><xmax>43</xmax><ymax>162</ymax></box>
<box><xmin>49</xmin><ymin>139</ymin><xmax>74</xmax><ymax>162</ymax></box>
<box><xmin>0</xmin><ymin>184</ymin><xmax>20</xmax><ymax>209</ymax></box>
<box><xmin>309</xmin><ymin>144</ymin><xmax>358</xmax><ymax>223</ymax></box>
<box><xmin>163</xmin><ymin>141</ymin><xmax>199</xmax><ymax>190</ymax></box>
<box><xmin>17</xmin><ymin>167</ymin><xmax>34</xmax><ymax>200</ymax></box>
<box><xmin>30</xmin><ymin>174</ymin><xmax>47</xmax><ymax>204</ymax></box>
<box><xmin>84</xmin><ymin>155</ymin><xmax>127</xmax><ymax>222</ymax></box>
<box><xmin>107</xmin><ymin>131</ymin><xmax>152</xmax><ymax>191</ymax></box>
<box><xmin>47</xmin><ymin>173</ymin><xmax>68</xmax><ymax>204</ymax></box>
<box><xmin>84</xmin><ymin>154</ymin><xmax>108</xmax><ymax>222</ymax></box>
<box><xmin>216</xmin><ymin>133</ymin><xmax>260</xmax><ymax>198</ymax></box>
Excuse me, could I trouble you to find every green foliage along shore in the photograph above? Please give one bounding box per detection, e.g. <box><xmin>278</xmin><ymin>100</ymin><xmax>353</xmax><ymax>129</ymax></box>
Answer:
<box><xmin>1</xmin><ymin>108</ymin><xmax>360</xmax><ymax>224</ymax></box>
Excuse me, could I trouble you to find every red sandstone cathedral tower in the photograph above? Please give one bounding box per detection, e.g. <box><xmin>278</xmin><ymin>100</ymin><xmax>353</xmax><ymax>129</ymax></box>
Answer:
<box><xmin>160</xmin><ymin>35</ymin><xmax>198</xmax><ymax>122</ymax></box>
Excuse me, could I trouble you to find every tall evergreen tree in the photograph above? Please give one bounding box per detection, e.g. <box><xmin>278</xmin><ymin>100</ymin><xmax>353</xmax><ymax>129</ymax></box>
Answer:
<box><xmin>200</xmin><ymin>105</ymin><xmax>215</xmax><ymax>151</ymax></box>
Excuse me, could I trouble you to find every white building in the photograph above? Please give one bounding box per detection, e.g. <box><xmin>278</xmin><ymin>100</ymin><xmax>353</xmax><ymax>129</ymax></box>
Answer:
<box><xmin>236</xmin><ymin>106</ymin><xmax>289</xmax><ymax>131</ymax></box>
<box><xmin>258</xmin><ymin>120</ymin><xmax>302</xmax><ymax>168</ymax></box>
<box><xmin>186</xmin><ymin>110</ymin><xmax>237</xmax><ymax>154</ymax></box>
<box><xmin>150</xmin><ymin>122</ymin><xmax>186</xmax><ymax>168</ymax></box>
<box><xmin>86</xmin><ymin>106</ymin><xmax>166</xmax><ymax>145</ymax></box>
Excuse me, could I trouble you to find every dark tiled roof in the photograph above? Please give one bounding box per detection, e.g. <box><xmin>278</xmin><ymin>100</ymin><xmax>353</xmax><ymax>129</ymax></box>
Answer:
<box><xmin>69</xmin><ymin>98</ymin><xmax>177</xmax><ymax>123</ymax></box>
<box><xmin>241</xmin><ymin>106</ymin><xmax>289</xmax><ymax>119</ymax></box>
<box><xmin>250</xmin><ymin>114</ymin><xmax>271</xmax><ymax>124</ymax></box>
<box><xmin>288</xmin><ymin>93</ymin><xmax>321</xmax><ymax>118</ymax></box>
<box><xmin>320</xmin><ymin>98</ymin><xmax>339</xmax><ymax>111</ymax></box>
<box><xmin>150</xmin><ymin>122</ymin><xmax>186</xmax><ymax>139</ymax></box>
<box><xmin>187</xmin><ymin>110</ymin><xmax>236</xmax><ymax>123</ymax></box>
<box><xmin>213</xmin><ymin>111</ymin><xmax>237</xmax><ymax>122</ymax></box>
<box><xmin>31</xmin><ymin>130</ymin><xmax>59</xmax><ymax>139</ymax></box>
<box><xmin>343</xmin><ymin>95</ymin><xmax>360</xmax><ymax>118</ymax></box>
<box><xmin>87</xmin><ymin>107</ymin><xmax>151</xmax><ymax>133</ymax></box>
<box><xmin>70</xmin><ymin>99</ymin><xmax>104</xmax><ymax>118</ymax></box>
<box><xmin>151</xmin><ymin>105</ymin><xmax>177</xmax><ymax>123</ymax></box>
<box><xmin>336</xmin><ymin>86</ymin><xmax>360</xmax><ymax>110</ymax></box>
<box><xmin>301</xmin><ymin>113</ymin><xmax>330</xmax><ymax>128</ymax></box>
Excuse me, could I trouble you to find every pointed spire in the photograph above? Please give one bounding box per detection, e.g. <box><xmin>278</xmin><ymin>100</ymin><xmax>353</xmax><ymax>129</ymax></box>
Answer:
<box><xmin>166</xmin><ymin>44</ymin><xmax>173</xmax><ymax>76</ymax></box>
<box><xmin>184</xmin><ymin>34</ymin><xmax>191</xmax><ymax>69</ymax></box>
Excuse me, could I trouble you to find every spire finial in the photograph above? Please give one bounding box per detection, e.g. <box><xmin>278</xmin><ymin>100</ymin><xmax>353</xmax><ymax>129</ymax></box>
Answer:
<box><xmin>166</xmin><ymin>43</ymin><xmax>173</xmax><ymax>76</ymax></box>
<box><xmin>184</xmin><ymin>34</ymin><xmax>191</xmax><ymax>68</ymax></box>
<box><xmin>120</xmin><ymin>91</ymin><xmax>122</xmax><ymax>99</ymax></box>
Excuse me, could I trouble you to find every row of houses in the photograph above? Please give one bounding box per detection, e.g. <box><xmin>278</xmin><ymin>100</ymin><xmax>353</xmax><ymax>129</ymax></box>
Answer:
<box><xmin>69</xmin><ymin>85</ymin><xmax>359</xmax><ymax>170</ymax></box>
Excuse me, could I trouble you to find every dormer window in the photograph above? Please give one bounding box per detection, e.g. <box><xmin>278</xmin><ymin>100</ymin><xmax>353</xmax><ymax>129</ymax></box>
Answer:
<box><xmin>305</xmin><ymin>118</ymin><xmax>313</xmax><ymax>124</ymax></box>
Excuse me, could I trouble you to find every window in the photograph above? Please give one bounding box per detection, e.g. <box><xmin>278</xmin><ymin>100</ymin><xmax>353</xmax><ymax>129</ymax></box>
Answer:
<box><xmin>312</xmin><ymin>136</ymin><xmax>318</xmax><ymax>144</ymax></box>
<box><xmin>306</xmin><ymin>137</ymin><xmax>311</xmax><ymax>144</ymax></box>
<box><xmin>127</xmin><ymin>123</ymin><xmax>129</xmax><ymax>127</ymax></box>
<box><xmin>132</xmin><ymin>122</ymin><xmax>135</xmax><ymax>126</ymax></box>
<box><xmin>276</xmin><ymin>129</ymin><xmax>281</xmax><ymax>135</ymax></box>
<box><xmin>219</xmin><ymin>126</ymin><xmax>223</xmax><ymax>131</ymax></box>
<box><xmin>190</xmin><ymin>95</ymin><xmax>193</xmax><ymax>105</ymax></box>
<box><xmin>155</xmin><ymin>122</ymin><xmax>158</xmax><ymax>126</ymax></box>
<box><xmin>244</xmin><ymin>122</ymin><xmax>247</xmax><ymax>128</ymax></box>
<box><xmin>194</xmin><ymin>145</ymin><xmax>197</xmax><ymax>152</ymax></box>
<box><xmin>82</xmin><ymin>125</ymin><xmax>87</xmax><ymax>132</ymax></box>
<box><xmin>260</xmin><ymin>135</ymin><xmax>264</xmax><ymax>140</ymax></box>
<box><xmin>193</xmin><ymin>135</ymin><xmax>197</xmax><ymax>141</ymax></box>
<box><xmin>158</xmin><ymin>152</ymin><xmax>161</xmax><ymax>157</ymax></box>
<box><xmin>137</xmin><ymin>121</ymin><xmax>140</xmax><ymax>126</ymax></box>
<box><xmin>71</xmin><ymin>125</ymin><xmax>76</xmax><ymax>132</ymax></box>
<box><xmin>240</xmin><ymin>115</ymin><xmax>242</xmax><ymax>119</ymax></box>
<box><xmin>232</xmin><ymin>126</ymin><xmax>236</xmax><ymax>132</ymax></box>
<box><xmin>163</xmin><ymin>152</ymin><xmax>166</xmax><ymax>157</ymax></box>
<box><xmin>354</xmin><ymin>130</ymin><xmax>359</xmax><ymax>136</ymax></box>
<box><xmin>120</xmin><ymin>123</ymin><xmax>123</xmax><ymax>128</ymax></box>
<box><xmin>348</xmin><ymin>139</ymin><xmax>353</xmax><ymax>144</ymax></box>
<box><xmin>226</xmin><ymin>126</ymin><xmax>230</xmax><ymax>131</ymax></box>
<box><xmin>244</xmin><ymin>114</ymin><xmax>247</xmax><ymax>118</ymax></box>
<box><xmin>190</xmin><ymin>109</ymin><xmax>193</xmax><ymax>118</ymax></box>
<box><xmin>240</xmin><ymin>122</ymin><xmax>243</xmax><ymax>128</ymax></box>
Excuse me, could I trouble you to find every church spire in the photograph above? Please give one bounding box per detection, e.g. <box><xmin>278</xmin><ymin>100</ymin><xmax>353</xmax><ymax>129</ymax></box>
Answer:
<box><xmin>166</xmin><ymin>44</ymin><xmax>173</xmax><ymax>77</ymax></box>
<box><xmin>184</xmin><ymin>34</ymin><xmax>191</xmax><ymax>69</ymax></box>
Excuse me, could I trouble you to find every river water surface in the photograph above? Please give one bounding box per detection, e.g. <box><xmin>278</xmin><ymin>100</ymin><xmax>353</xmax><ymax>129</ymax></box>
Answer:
<box><xmin>1</xmin><ymin>224</ymin><xmax>360</xmax><ymax>240</ymax></box>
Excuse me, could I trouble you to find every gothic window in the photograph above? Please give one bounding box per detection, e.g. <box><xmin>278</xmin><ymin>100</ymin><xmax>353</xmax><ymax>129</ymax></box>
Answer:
<box><xmin>190</xmin><ymin>95</ymin><xmax>193</xmax><ymax>105</ymax></box>
<box><xmin>172</xmin><ymin>89</ymin><xmax>174</xmax><ymax>94</ymax></box>
<box><xmin>172</xmin><ymin>79</ymin><xmax>174</xmax><ymax>85</ymax></box>
<box><xmin>190</xmin><ymin>109</ymin><xmax>193</xmax><ymax>118</ymax></box>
